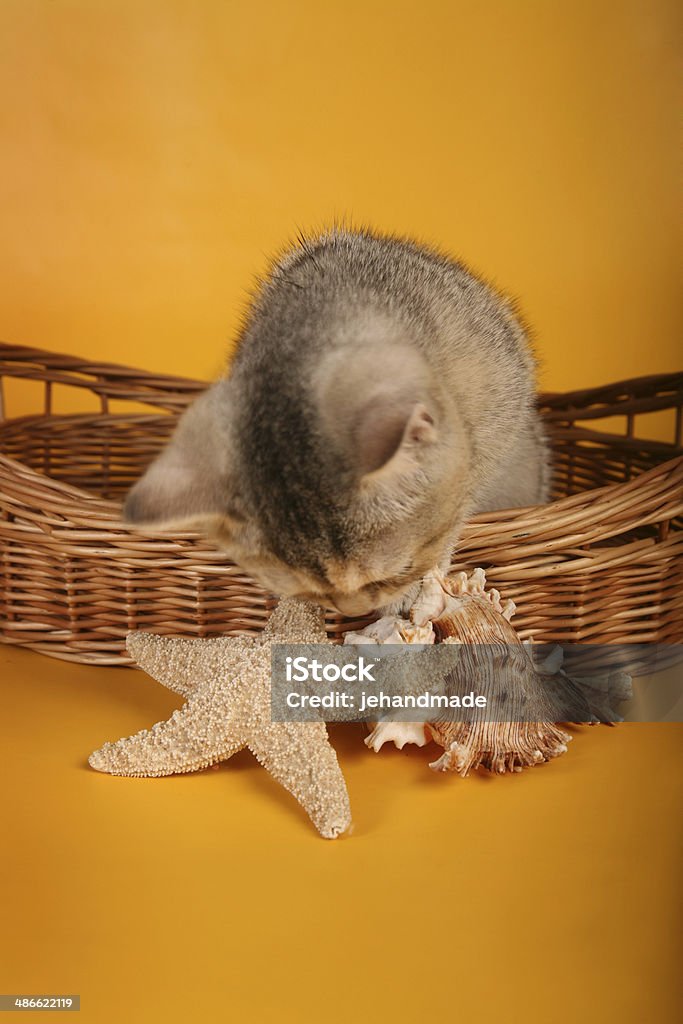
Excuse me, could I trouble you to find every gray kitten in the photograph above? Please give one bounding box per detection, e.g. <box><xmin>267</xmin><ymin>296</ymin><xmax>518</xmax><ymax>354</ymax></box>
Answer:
<box><xmin>124</xmin><ymin>226</ymin><xmax>549</xmax><ymax>615</ymax></box>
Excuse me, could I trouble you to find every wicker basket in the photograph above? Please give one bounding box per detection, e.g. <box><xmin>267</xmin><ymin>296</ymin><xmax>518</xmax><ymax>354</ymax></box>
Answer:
<box><xmin>1</xmin><ymin>341</ymin><xmax>681</xmax><ymax>667</ymax></box>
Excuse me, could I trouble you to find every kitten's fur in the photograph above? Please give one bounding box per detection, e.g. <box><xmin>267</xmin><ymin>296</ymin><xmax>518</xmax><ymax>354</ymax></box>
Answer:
<box><xmin>124</xmin><ymin>225</ymin><xmax>549</xmax><ymax>615</ymax></box>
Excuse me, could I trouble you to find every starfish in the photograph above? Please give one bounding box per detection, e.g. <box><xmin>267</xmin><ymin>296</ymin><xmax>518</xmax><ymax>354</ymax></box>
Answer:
<box><xmin>88</xmin><ymin>598</ymin><xmax>352</xmax><ymax>839</ymax></box>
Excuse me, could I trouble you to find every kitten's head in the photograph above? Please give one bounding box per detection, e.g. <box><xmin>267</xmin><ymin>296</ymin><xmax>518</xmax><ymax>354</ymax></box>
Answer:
<box><xmin>123</xmin><ymin>342</ymin><xmax>467</xmax><ymax>615</ymax></box>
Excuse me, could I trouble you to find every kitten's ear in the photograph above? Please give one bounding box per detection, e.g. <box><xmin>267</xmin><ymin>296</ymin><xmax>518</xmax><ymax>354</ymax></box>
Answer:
<box><xmin>355</xmin><ymin>396</ymin><xmax>438</xmax><ymax>476</ymax></box>
<box><xmin>122</xmin><ymin>379</ymin><xmax>236</xmax><ymax>529</ymax></box>
<box><xmin>315</xmin><ymin>341</ymin><xmax>439</xmax><ymax>480</ymax></box>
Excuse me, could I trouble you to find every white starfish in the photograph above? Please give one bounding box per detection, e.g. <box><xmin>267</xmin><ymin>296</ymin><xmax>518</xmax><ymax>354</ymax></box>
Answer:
<box><xmin>88</xmin><ymin>598</ymin><xmax>352</xmax><ymax>839</ymax></box>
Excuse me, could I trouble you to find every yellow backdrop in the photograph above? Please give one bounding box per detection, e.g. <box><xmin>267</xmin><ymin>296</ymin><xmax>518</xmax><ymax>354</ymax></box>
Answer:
<box><xmin>0</xmin><ymin>3</ymin><xmax>681</xmax><ymax>1023</ymax></box>
<box><xmin>0</xmin><ymin>0</ymin><xmax>680</xmax><ymax>396</ymax></box>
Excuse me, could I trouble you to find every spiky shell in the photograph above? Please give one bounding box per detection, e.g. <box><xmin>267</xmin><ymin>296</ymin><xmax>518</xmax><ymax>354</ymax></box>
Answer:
<box><xmin>345</xmin><ymin>569</ymin><xmax>584</xmax><ymax>776</ymax></box>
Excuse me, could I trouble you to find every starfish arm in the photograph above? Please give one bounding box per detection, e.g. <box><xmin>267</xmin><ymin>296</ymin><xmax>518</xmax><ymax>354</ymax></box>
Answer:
<box><xmin>246</xmin><ymin>717</ymin><xmax>352</xmax><ymax>839</ymax></box>
<box><xmin>88</xmin><ymin>691</ymin><xmax>247</xmax><ymax>777</ymax></box>
<box><xmin>91</xmin><ymin>599</ymin><xmax>353</xmax><ymax>837</ymax></box>
<box><xmin>126</xmin><ymin>632</ymin><xmax>252</xmax><ymax>697</ymax></box>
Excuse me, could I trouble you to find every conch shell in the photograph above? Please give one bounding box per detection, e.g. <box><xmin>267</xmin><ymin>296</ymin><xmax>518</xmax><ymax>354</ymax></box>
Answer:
<box><xmin>344</xmin><ymin>568</ymin><xmax>631</xmax><ymax>776</ymax></box>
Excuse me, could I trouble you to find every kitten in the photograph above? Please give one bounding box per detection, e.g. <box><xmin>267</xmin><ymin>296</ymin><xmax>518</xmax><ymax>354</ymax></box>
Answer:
<box><xmin>123</xmin><ymin>225</ymin><xmax>549</xmax><ymax>616</ymax></box>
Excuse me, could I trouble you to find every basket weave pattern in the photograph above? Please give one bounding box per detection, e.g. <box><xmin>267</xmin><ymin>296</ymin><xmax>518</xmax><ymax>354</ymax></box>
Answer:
<box><xmin>1</xmin><ymin>342</ymin><xmax>681</xmax><ymax>665</ymax></box>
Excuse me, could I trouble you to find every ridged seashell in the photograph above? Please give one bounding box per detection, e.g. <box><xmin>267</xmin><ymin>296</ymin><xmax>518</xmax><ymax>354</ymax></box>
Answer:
<box><xmin>344</xmin><ymin>568</ymin><xmax>630</xmax><ymax>776</ymax></box>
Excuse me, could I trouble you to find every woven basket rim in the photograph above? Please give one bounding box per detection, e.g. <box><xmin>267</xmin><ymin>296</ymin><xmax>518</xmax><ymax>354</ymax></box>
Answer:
<box><xmin>0</xmin><ymin>336</ymin><xmax>679</xmax><ymax>385</ymax></box>
<box><xmin>0</xmin><ymin>339</ymin><xmax>208</xmax><ymax>387</ymax></box>
<box><xmin>1</xmin><ymin>341</ymin><xmax>682</xmax><ymax>539</ymax></box>
<box><xmin>1</xmin><ymin>421</ymin><xmax>681</xmax><ymax>536</ymax></box>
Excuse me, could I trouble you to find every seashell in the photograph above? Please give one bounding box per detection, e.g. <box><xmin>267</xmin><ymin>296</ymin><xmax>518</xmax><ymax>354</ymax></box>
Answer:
<box><xmin>344</xmin><ymin>605</ymin><xmax>435</xmax><ymax>752</ymax></box>
<box><xmin>344</xmin><ymin>616</ymin><xmax>435</xmax><ymax>646</ymax></box>
<box><xmin>345</xmin><ymin>568</ymin><xmax>625</xmax><ymax>776</ymax></box>
<box><xmin>417</xmin><ymin>570</ymin><xmax>575</xmax><ymax>774</ymax></box>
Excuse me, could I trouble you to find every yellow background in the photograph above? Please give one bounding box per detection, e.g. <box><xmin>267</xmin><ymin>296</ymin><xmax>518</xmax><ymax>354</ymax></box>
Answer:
<box><xmin>0</xmin><ymin>0</ymin><xmax>680</xmax><ymax>393</ymax></box>
<box><xmin>0</xmin><ymin>2</ymin><xmax>681</xmax><ymax>1022</ymax></box>
<box><xmin>1</xmin><ymin>649</ymin><xmax>682</xmax><ymax>1023</ymax></box>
